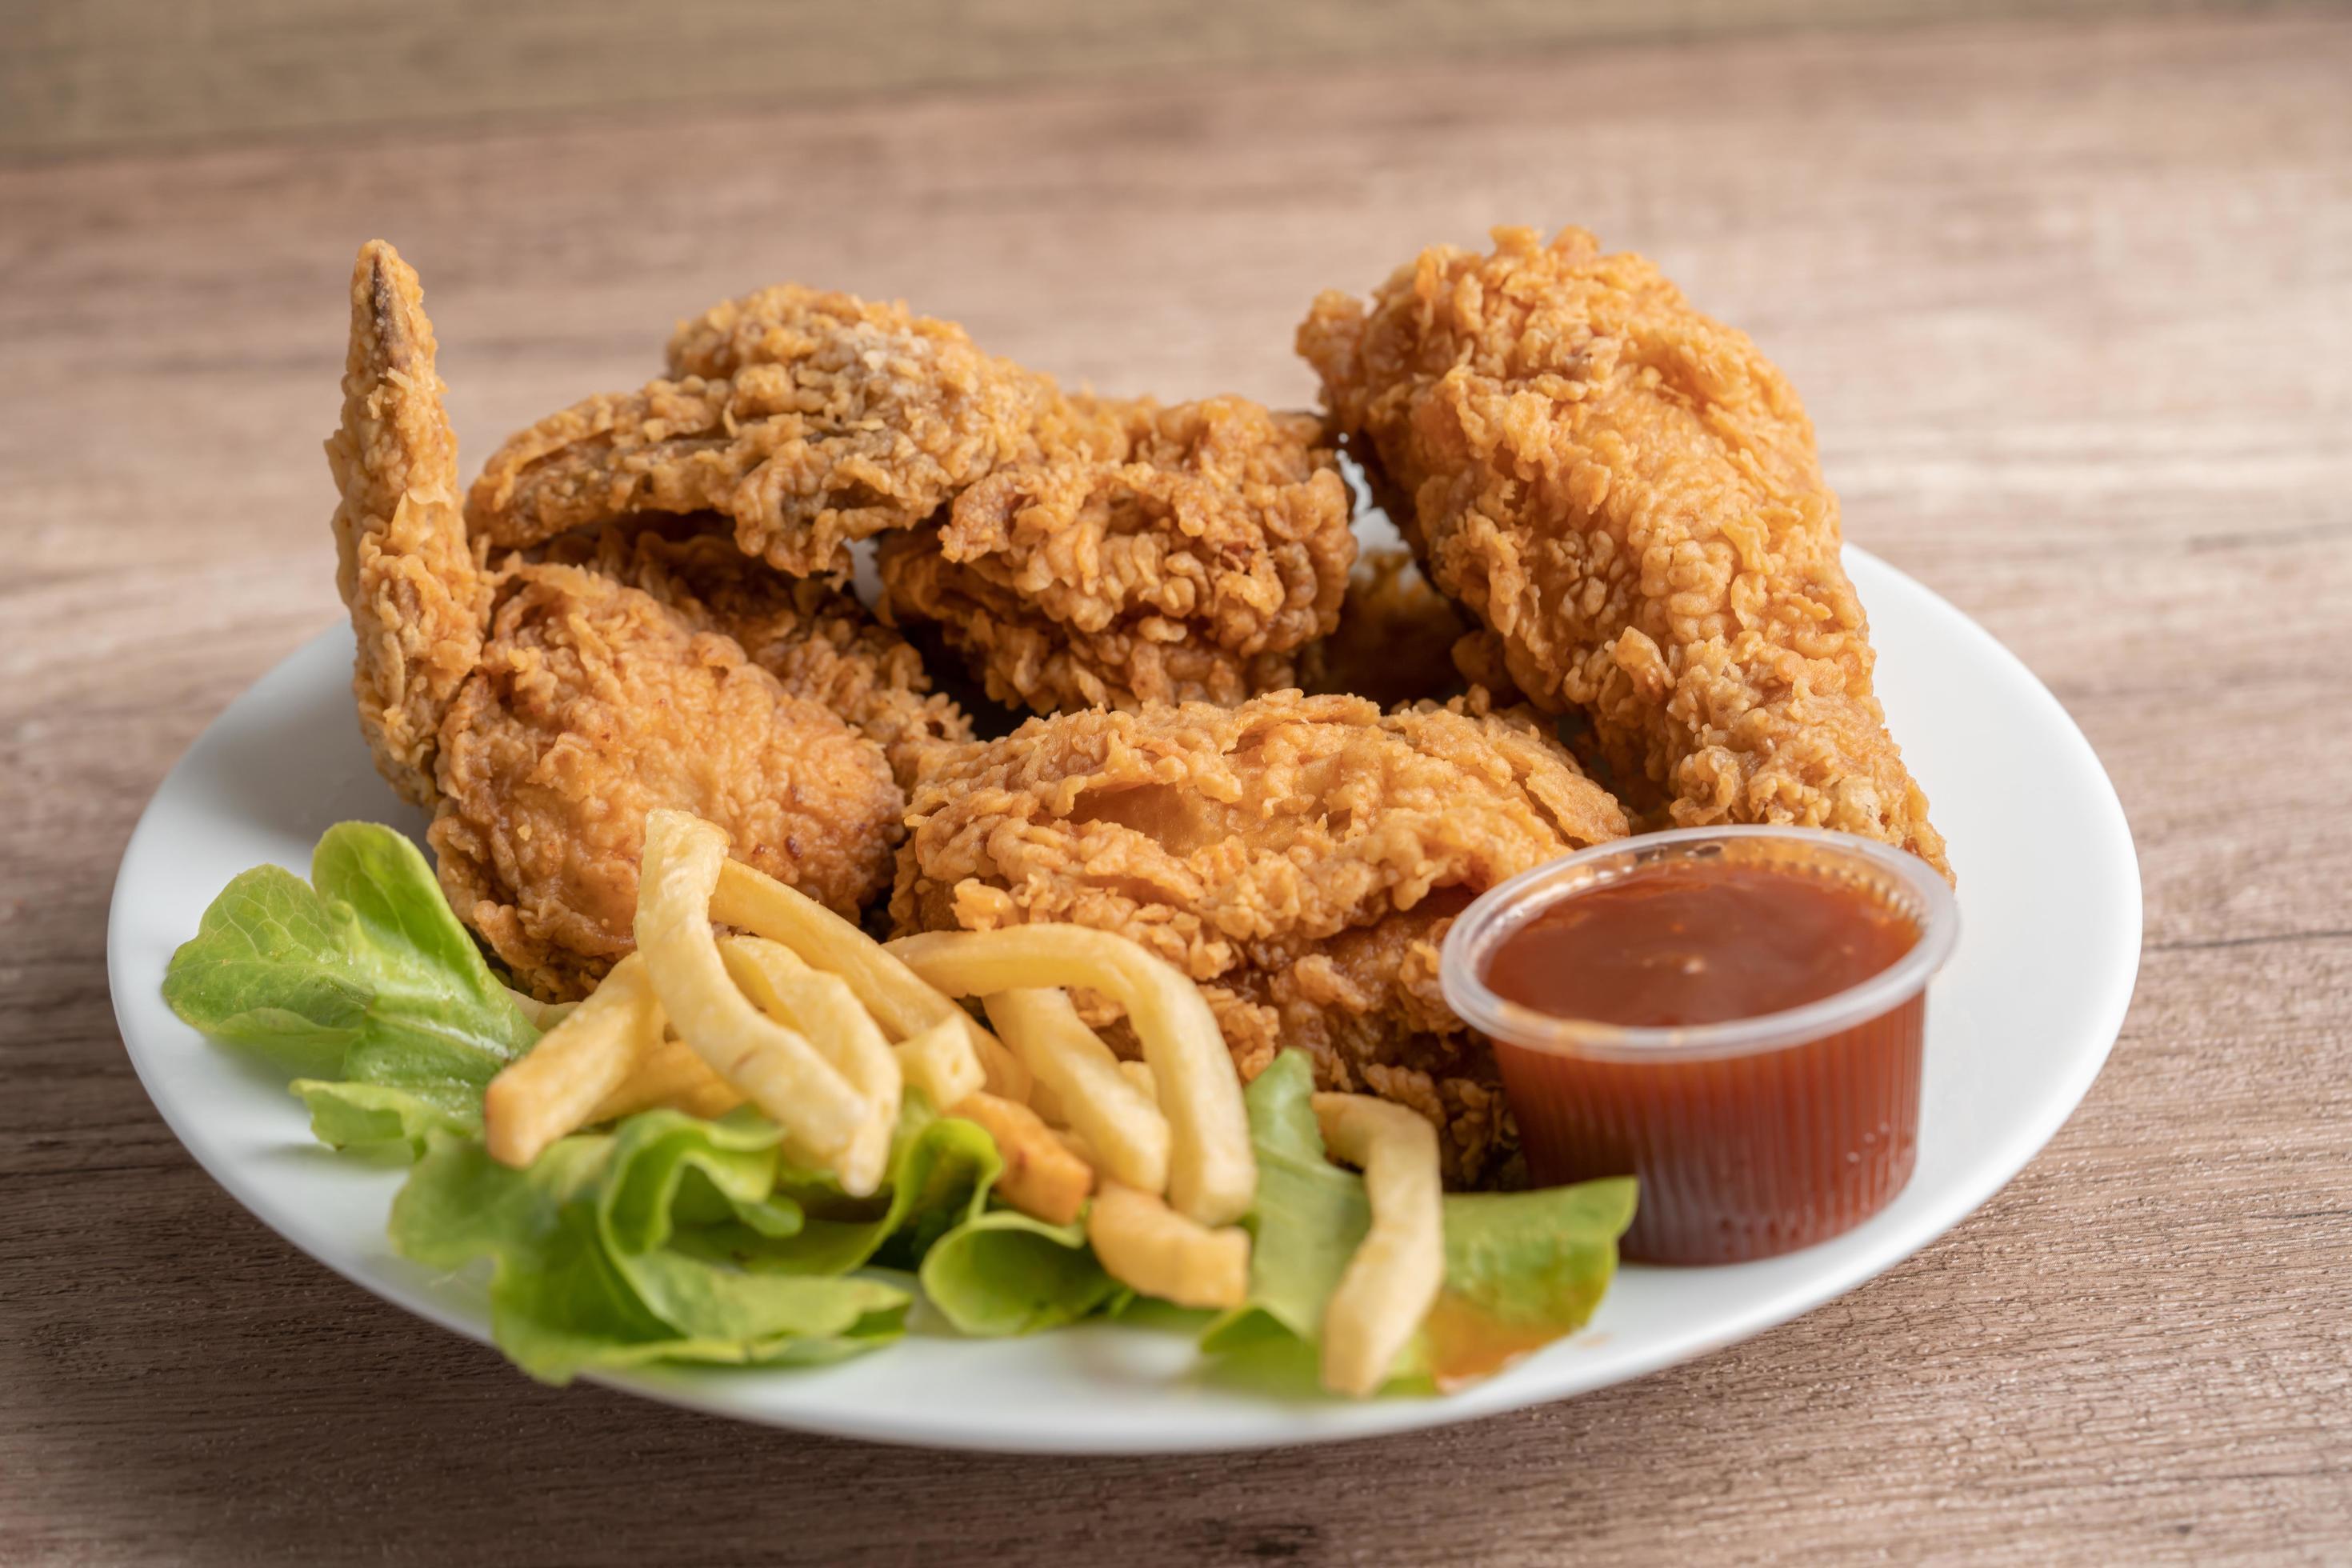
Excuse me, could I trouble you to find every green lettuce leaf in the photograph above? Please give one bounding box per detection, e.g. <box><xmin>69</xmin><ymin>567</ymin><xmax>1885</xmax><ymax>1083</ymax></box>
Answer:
<box><xmin>1429</xmin><ymin>1181</ymin><xmax>1635</xmax><ymax>1384</ymax></box>
<box><xmin>919</xmin><ymin>1210</ymin><xmax>1123</xmax><ymax>1337</ymax></box>
<box><xmin>1199</xmin><ymin>1049</ymin><xmax>1371</xmax><ymax>1354</ymax></box>
<box><xmin>386</xmin><ymin>1097</ymin><xmax>1005</xmax><ymax>1383</ymax></box>
<box><xmin>162</xmin><ymin>822</ymin><xmax>538</xmax><ymax>1138</ymax></box>
<box><xmin>760</xmin><ymin>1096</ymin><xmax>1004</xmax><ymax>1277</ymax></box>
<box><xmin>1203</xmin><ymin>1052</ymin><xmax>1636</xmax><ymax>1391</ymax></box>
<box><xmin>290</xmin><ymin>1078</ymin><xmax>473</xmax><ymax>1157</ymax></box>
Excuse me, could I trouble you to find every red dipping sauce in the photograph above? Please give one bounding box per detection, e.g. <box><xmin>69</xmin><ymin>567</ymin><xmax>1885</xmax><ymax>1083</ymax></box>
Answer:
<box><xmin>1441</xmin><ymin>828</ymin><xmax>1958</xmax><ymax>1265</ymax></box>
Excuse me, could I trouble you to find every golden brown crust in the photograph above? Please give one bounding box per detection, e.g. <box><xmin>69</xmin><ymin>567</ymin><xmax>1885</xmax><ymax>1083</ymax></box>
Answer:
<box><xmin>890</xmin><ymin>692</ymin><xmax>1628</xmax><ymax>1181</ymax></box>
<box><xmin>1204</xmin><ymin>894</ymin><xmax>1517</xmax><ymax>1186</ymax></box>
<box><xmin>1300</xmin><ymin>226</ymin><xmax>1948</xmax><ymax>874</ymax></box>
<box><xmin>328</xmin><ymin>248</ymin><xmax>910</xmax><ymax>1002</ymax></box>
<box><xmin>876</xmin><ymin>398</ymin><xmax>1356</xmax><ymax>713</ymax></box>
<box><xmin>431</xmin><ymin>561</ymin><xmax>902</xmax><ymax>1000</ymax></box>
<box><xmin>531</xmin><ymin>520</ymin><xmax>974</xmax><ymax>786</ymax></box>
<box><xmin>465</xmin><ymin>286</ymin><xmax>1070</xmax><ymax>577</ymax></box>
<box><xmin>325</xmin><ymin>242</ymin><xmax>487</xmax><ymax>807</ymax></box>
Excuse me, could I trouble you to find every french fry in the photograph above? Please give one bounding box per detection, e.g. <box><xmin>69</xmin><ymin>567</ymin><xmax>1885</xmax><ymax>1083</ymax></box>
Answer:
<box><xmin>894</xmin><ymin>1017</ymin><xmax>986</xmax><ymax>1110</ymax></box>
<box><xmin>586</xmin><ymin>1037</ymin><xmax>743</xmax><ymax>1123</ymax></box>
<box><xmin>1086</xmin><ymin>1183</ymin><xmax>1250</xmax><ymax>1310</ymax></box>
<box><xmin>716</xmin><ymin>938</ymin><xmax>898</xmax><ymax>1097</ymax></box>
<box><xmin>887</xmin><ymin>927</ymin><xmax>1254</xmax><ymax>1226</ymax></box>
<box><xmin>636</xmin><ymin>810</ymin><xmax>870</xmax><ymax>1187</ymax></box>
<box><xmin>483</xmin><ymin>953</ymin><xmax>663</xmax><ymax>1168</ymax></box>
<box><xmin>710</xmin><ymin>859</ymin><xmax>1032</xmax><ymax>1101</ymax></box>
<box><xmin>721</xmin><ymin>935</ymin><xmax>900</xmax><ymax>1197</ymax></box>
<box><xmin>950</xmin><ymin>1091</ymin><xmax>1094</xmax><ymax>1225</ymax></box>
<box><xmin>983</xmin><ymin>989</ymin><xmax>1170</xmax><ymax>1194</ymax></box>
<box><xmin>1025</xmin><ymin>1075</ymin><xmax>1070</xmax><ymax>1127</ymax></box>
<box><xmin>1311</xmin><ymin>1094</ymin><xmax>1446</xmax><ymax>1398</ymax></box>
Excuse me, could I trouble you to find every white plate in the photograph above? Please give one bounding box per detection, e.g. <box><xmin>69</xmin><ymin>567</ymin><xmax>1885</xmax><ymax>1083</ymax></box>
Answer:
<box><xmin>106</xmin><ymin>545</ymin><xmax>2139</xmax><ymax>1454</ymax></box>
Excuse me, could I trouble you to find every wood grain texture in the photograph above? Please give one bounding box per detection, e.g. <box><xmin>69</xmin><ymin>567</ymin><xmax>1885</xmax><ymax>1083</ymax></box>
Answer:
<box><xmin>0</xmin><ymin>0</ymin><xmax>2299</xmax><ymax>155</ymax></box>
<box><xmin>2</xmin><ymin>10</ymin><xmax>2349</xmax><ymax>1564</ymax></box>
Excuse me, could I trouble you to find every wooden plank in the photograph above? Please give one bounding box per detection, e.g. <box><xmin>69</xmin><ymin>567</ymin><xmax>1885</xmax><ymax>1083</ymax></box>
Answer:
<box><xmin>0</xmin><ymin>0</ymin><xmax>2293</xmax><ymax>156</ymax></box>
<box><xmin>2</xmin><ymin>10</ymin><xmax>2347</xmax><ymax>1562</ymax></box>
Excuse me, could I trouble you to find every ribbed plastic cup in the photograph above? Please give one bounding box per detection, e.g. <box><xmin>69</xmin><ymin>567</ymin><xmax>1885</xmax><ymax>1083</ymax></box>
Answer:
<box><xmin>1440</xmin><ymin>827</ymin><xmax>1959</xmax><ymax>1265</ymax></box>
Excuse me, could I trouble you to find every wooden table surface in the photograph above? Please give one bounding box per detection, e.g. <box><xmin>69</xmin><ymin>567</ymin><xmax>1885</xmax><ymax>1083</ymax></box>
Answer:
<box><xmin>5</xmin><ymin>9</ymin><xmax>2349</xmax><ymax>1563</ymax></box>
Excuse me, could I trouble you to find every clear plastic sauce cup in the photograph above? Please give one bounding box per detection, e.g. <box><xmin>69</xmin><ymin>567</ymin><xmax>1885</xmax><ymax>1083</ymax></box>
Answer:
<box><xmin>1440</xmin><ymin>826</ymin><xmax>1960</xmax><ymax>1265</ymax></box>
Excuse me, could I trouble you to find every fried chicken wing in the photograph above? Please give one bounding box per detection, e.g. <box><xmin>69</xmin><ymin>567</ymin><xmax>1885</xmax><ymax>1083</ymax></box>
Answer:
<box><xmin>334</xmin><ymin>243</ymin><xmax>905</xmax><ymax>998</ymax></box>
<box><xmin>473</xmin><ymin>277</ymin><xmax>1354</xmax><ymax>717</ymax></box>
<box><xmin>1301</xmin><ymin>226</ymin><xmax>1947</xmax><ymax>874</ymax></box>
<box><xmin>877</xmin><ymin>396</ymin><xmax>1355</xmax><ymax>712</ymax></box>
<box><xmin>326</xmin><ymin>250</ymin><xmax>487</xmax><ymax>809</ymax></box>
<box><xmin>890</xmin><ymin>691</ymin><xmax>1628</xmax><ymax>1182</ymax></box>
<box><xmin>464</xmin><ymin>286</ymin><xmax>1082</xmax><ymax>577</ymax></box>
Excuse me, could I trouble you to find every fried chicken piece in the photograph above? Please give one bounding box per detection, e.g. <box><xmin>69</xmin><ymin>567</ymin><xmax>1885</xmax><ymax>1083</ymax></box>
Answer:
<box><xmin>1298</xmin><ymin>547</ymin><xmax>1474</xmax><ymax>709</ymax></box>
<box><xmin>1215</xmin><ymin>893</ymin><xmax>1520</xmax><ymax>1186</ymax></box>
<box><xmin>1301</xmin><ymin>226</ymin><xmax>1948</xmax><ymax>874</ymax></box>
<box><xmin>431</xmin><ymin>562</ymin><xmax>902</xmax><ymax>998</ymax></box>
<box><xmin>531</xmin><ymin>519</ymin><xmax>972</xmax><ymax>786</ymax></box>
<box><xmin>890</xmin><ymin>692</ymin><xmax>1629</xmax><ymax>1183</ymax></box>
<box><xmin>326</xmin><ymin>250</ymin><xmax>487</xmax><ymax>809</ymax></box>
<box><xmin>464</xmin><ymin>286</ymin><xmax>1106</xmax><ymax>577</ymax></box>
<box><xmin>876</xmin><ymin>397</ymin><xmax>1355</xmax><ymax>712</ymax></box>
<box><xmin>333</xmin><ymin>242</ymin><xmax>903</xmax><ymax>998</ymax></box>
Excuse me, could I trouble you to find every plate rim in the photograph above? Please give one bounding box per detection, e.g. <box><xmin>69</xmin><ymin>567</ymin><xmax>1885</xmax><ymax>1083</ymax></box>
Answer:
<box><xmin>103</xmin><ymin>543</ymin><xmax>2142</xmax><ymax>1454</ymax></box>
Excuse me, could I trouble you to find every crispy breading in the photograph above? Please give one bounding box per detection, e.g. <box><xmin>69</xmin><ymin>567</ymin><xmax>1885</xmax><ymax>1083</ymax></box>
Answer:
<box><xmin>473</xmin><ymin>280</ymin><xmax>1354</xmax><ymax>717</ymax></box>
<box><xmin>325</xmin><ymin>244</ymin><xmax>487</xmax><ymax>807</ymax></box>
<box><xmin>890</xmin><ymin>692</ymin><xmax>1628</xmax><ymax>1182</ymax></box>
<box><xmin>1301</xmin><ymin>226</ymin><xmax>1947</xmax><ymax>874</ymax></box>
<box><xmin>464</xmin><ymin>286</ymin><xmax>1103</xmax><ymax>577</ymax></box>
<box><xmin>430</xmin><ymin>561</ymin><xmax>900</xmax><ymax>1000</ymax></box>
<box><xmin>877</xmin><ymin>397</ymin><xmax>1356</xmax><ymax>712</ymax></box>
<box><xmin>532</xmin><ymin>519</ymin><xmax>972</xmax><ymax>786</ymax></box>
<box><xmin>330</xmin><ymin>244</ymin><xmax>905</xmax><ymax>1001</ymax></box>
